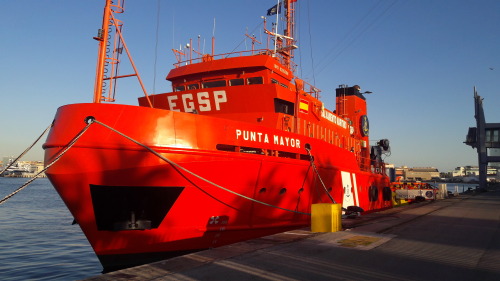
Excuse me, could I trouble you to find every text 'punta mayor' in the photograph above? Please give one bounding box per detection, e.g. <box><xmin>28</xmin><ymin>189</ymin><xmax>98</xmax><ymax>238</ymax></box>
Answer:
<box><xmin>236</xmin><ymin>129</ymin><xmax>301</xmax><ymax>148</ymax></box>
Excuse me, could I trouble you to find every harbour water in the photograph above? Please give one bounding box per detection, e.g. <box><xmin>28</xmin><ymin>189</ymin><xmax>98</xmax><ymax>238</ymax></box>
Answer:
<box><xmin>0</xmin><ymin>177</ymin><xmax>101</xmax><ymax>281</ymax></box>
<box><xmin>0</xmin><ymin>177</ymin><xmax>480</xmax><ymax>280</ymax></box>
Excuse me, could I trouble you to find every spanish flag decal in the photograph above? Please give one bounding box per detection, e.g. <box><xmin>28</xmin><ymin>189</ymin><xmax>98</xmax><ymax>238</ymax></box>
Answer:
<box><xmin>299</xmin><ymin>100</ymin><xmax>309</xmax><ymax>113</ymax></box>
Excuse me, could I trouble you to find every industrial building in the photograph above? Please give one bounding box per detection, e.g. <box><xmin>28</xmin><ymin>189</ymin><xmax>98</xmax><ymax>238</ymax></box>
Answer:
<box><xmin>395</xmin><ymin>166</ymin><xmax>440</xmax><ymax>181</ymax></box>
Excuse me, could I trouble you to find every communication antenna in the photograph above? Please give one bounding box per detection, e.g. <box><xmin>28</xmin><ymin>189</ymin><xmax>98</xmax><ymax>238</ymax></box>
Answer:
<box><xmin>273</xmin><ymin>0</ymin><xmax>279</xmax><ymax>55</ymax></box>
<box><xmin>212</xmin><ymin>18</ymin><xmax>216</xmax><ymax>56</ymax></box>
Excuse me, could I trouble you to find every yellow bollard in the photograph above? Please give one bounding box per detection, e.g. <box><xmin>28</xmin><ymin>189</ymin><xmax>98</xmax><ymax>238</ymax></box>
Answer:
<box><xmin>311</xmin><ymin>203</ymin><xmax>342</xmax><ymax>232</ymax></box>
<box><xmin>392</xmin><ymin>191</ymin><xmax>408</xmax><ymax>207</ymax></box>
<box><xmin>391</xmin><ymin>191</ymin><xmax>398</xmax><ymax>206</ymax></box>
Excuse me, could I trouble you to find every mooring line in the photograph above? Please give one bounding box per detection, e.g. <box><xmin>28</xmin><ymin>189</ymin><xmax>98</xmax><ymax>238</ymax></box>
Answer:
<box><xmin>0</xmin><ymin>124</ymin><xmax>52</xmax><ymax>177</ymax></box>
<box><xmin>0</xmin><ymin>122</ymin><xmax>93</xmax><ymax>205</ymax></box>
<box><xmin>91</xmin><ymin>118</ymin><xmax>311</xmax><ymax>216</ymax></box>
<box><xmin>305</xmin><ymin>146</ymin><xmax>336</xmax><ymax>204</ymax></box>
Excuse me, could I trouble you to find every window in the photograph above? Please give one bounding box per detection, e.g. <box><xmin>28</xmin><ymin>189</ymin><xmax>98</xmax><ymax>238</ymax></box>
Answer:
<box><xmin>271</xmin><ymin>78</ymin><xmax>288</xmax><ymax>88</ymax></box>
<box><xmin>174</xmin><ymin>85</ymin><xmax>185</xmax><ymax>92</ymax></box>
<box><xmin>277</xmin><ymin>151</ymin><xmax>296</xmax><ymax>159</ymax></box>
<box><xmin>240</xmin><ymin>147</ymin><xmax>264</xmax><ymax>155</ymax></box>
<box><xmin>215</xmin><ymin>143</ymin><xmax>309</xmax><ymax>161</ymax></box>
<box><xmin>487</xmin><ymin>129</ymin><xmax>499</xmax><ymax>142</ymax></box>
<box><xmin>187</xmin><ymin>83</ymin><xmax>199</xmax><ymax>90</ymax></box>
<box><xmin>203</xmin><ymin>80</ymin><xmax>226</xmax><ymax>88</ymax></box>
<box><xmin>229</xmin><ymin>78</ymin><xmax>244</xmax><ymax>86</ymax></box>
<box><xmin>274</xmin><ymin>98</ymin><xmax>295</xmax><ymax>115</ymax></box>
<box><xmin>247</xmin><ymin>77</ymin><xmax>263</xmax><ymax>85</ymax></box>
<box><xmin>216</xmin><ymin>144</ymin><xmax>237</xmax><ymax>152</ymax></box>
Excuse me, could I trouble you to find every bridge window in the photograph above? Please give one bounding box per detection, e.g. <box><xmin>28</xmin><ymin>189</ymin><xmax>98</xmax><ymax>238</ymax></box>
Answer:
<box><xmin>274</xmin><ymin>98</ymin><xmax>294</xmax><ymax>115</ymax></box>
<box><xmin>247</xmin><ymin>77</ymin><xmax>263</xmax><ymax>85</ymax></box>
<box><xmin>271</xmin><ymin>78</ymin><xmax>288</xmax><ymax>88</ymax></box>
<box><xmin>203</xmin><ymin>80</ymin><xmax>226</xmax><ymax>88</ymax></box>
<box><xmin>187</xmin><ymin>83</ymin><xmax>199</xmax><ymax>90</ymax></box>
<box><xmin>174</xmin><ymin>85</ymin><xmax>185</xmax><ymax>92</ymax></box>
<box><xmin>229</xmin><ymin>78</ymin><xmax>244</xmax><ymax>86</ymax></box>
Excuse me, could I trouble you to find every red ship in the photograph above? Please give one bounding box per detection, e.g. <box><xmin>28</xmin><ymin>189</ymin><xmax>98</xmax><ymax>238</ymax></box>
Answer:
<box><xmin>43</xmin><ymin>0</ymin><xmax>392</xmax><ymax>271</ymax></box>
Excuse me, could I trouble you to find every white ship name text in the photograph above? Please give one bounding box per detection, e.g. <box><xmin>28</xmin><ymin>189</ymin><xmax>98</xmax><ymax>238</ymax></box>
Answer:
<box><xmin>167</xmin><ymin>90</ymin><xmax>227</xmax><ymax>112</ymax></box>
<box><xmin>235</xmin><ymin>129</ymin><xmax>300</xmax><ymax>148</ymax></box>
<box><xmin>321</xmin><ymin>109</ymin><xmax>347</xmax><ymax>129</ymax></box>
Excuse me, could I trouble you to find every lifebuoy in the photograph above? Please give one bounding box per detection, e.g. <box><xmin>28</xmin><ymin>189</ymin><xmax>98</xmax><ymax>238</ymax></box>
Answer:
<box><xmin>425</xmin><ymin>191</ymin><xmax>434</xmax><ymax>198</ymax></box>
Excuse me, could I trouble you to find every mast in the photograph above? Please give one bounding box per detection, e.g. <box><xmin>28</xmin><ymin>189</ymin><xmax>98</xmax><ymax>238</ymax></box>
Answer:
<box><xmin>93</xmin><ymin>0</ymin><xmax>113</xmax><ymax>103</ymax></box>
<box><xmin>92</xmin><ymin>0</ymin><xmax>152</xmax><ymax>106</ymax></box>
<box><xmin>267</xmin><ymin>0</ymin><xmax>296</xmax><ymax>71</ymax></box>
<box><xmin>282</xmin><ymin>0</ymin><xmax>296</xmax><ymax>69</ymax></box>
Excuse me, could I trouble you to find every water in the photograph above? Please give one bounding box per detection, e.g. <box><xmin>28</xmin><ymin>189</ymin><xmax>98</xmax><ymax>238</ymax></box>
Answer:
<box><xmin>0</xmin><ymin>177</ymin><xmax>101</xmax><ymax>281</ymax></box>
<box><xmin>432</xmin><ymin>182</ymin><xmax>480</xmax><ymax>194</ymax></box>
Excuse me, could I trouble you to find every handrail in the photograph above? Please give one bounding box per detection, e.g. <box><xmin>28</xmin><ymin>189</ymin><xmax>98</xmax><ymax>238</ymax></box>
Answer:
<box><xmin>172</xmin><ymin>48</ymin><xmax>298</xmax><ymax>73</ymax></box>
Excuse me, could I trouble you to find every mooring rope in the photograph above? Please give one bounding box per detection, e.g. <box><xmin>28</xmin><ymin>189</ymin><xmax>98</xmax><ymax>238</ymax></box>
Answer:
<box><xmin>0</xmin><ymin>124</ymin><xmax>52</xmax><ymax>177</ymax></box>
<box><xmin>0</xmin><ymin>122</ymin><xmax>93</xmax><ymax>206</ymax></box>
<box><xmin>1</xmin><ymin>116</ymin><xmax>312</xmax><ymax>216</ymax></box>
<box><xmin>91</xmin><ymin>118</ymin><xmax>311</xmax><ymax>216</ymax></box>
<box><xmin>305</xmin><ymin>146</ymin><xmax>336</xmax><ymax>204</ymax></box>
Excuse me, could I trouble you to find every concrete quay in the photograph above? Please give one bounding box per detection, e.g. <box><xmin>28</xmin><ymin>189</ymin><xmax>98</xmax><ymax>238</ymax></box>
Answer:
<box><xmin>85</xmin><ymin>191</ymin><xmax>500</xmax><ymax>281</ymax></box>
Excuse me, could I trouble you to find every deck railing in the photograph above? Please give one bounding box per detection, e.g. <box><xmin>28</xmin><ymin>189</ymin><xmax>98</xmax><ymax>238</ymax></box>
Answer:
<box><xmin>173</xmin><ymin>48</ymin><xmax>298</xmax><ymax>74</ymax></box>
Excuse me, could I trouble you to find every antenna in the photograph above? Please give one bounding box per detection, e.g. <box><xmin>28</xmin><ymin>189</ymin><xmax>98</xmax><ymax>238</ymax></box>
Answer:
<box><xmin>212</xmin><ymin>18</ymin><xmax>216</xmax><ymax>56</ymax></box>
<box><xmin>273</xmin><ymin>0</ymin><xmax>279</xmax><ymax>55</ymax></box>
<box><xmin>212</xmin><ymin>18</ymin><xmax>216</xmax><ymax>37</ymax></box>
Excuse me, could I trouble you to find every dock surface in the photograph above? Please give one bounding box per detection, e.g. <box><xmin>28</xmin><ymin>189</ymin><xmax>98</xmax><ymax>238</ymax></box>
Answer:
<box><xmin>85</xmin><ymin>191</ymin><xmax>500</xmax><ymax>280</ymax></box>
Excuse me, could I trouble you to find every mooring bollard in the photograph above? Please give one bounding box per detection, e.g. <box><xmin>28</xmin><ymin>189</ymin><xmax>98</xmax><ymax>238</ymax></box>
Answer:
<box><xmin>311</xmin><ymin>203</ymin><xmax>342</xmax><ymax>232</ymax></box>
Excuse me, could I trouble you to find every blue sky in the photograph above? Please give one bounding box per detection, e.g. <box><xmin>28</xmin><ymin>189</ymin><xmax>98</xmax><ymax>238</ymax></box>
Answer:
<box><xmin>1</xmin><ymin>0</ymin><xmax>499</xmax><ymax>173</ymax></box>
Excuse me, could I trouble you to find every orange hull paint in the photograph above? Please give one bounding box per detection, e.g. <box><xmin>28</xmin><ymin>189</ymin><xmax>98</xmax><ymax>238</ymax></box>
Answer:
<box><xmin>44</xmin><ymin>103</ymin><xmax>390</xmax><ymax>269</ymax></box>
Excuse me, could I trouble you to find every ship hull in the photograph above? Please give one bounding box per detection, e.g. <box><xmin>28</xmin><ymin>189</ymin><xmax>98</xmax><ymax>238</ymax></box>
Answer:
<box><xmin>44</xmin><ymin>103</ymin><xmax>391</xmax><ymax>270</ymax></box>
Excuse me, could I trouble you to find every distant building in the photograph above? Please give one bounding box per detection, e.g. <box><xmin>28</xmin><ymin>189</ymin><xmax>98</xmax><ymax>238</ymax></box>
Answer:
<box><xmin>439</xmin><ymin>171</ymin><xmax>453</xmax><ymax>179</ymax></box>
<box><xmin>395</xmin><ymin>166</ymin><xmax>440</xmax><ymax>181</ymax></box>
<box><xmin>452</xmin><ymin>166</ymin><xmax>478</xmax><ymax>177</ymax></box>
<box><xmin>452</xmin><ymin>165</ymin><xmax>497</xmax><ymax>182</ymax></box>
<box><xmin>1</xmin><ymin>157</ymin><xmax>45</xmax><ymax>177</ymax></box>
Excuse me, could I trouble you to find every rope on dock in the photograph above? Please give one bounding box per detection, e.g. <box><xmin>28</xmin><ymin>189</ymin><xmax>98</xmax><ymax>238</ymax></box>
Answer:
<box><xmin>92</xmin><ymin>118</ymin><xmax>312</xmax><ymax>216</ymax></box>
<box><xmin>0</xmin><ymin>124</ymin><xmax>52</xmax><ymax>177</ymax></box>
<box><xmin>0</xmin><ymin>121</ymin><xmax>93</xmax><ymax>205</ymax></box>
